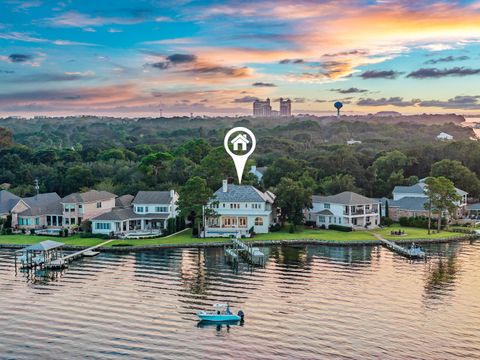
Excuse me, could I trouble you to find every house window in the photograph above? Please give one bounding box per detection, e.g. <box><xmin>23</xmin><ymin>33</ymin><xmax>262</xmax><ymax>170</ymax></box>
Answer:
<box><xmin>79</xmin><ymin>204</ymin><xmax>83</xmax><ymax>210</ymax></box>
<box><xmin>137</xmin><ymin>206</ymin><xmax>144</xmax><ymax>213</ymax></box>
<box><xmin>255</xmin><ymin>217</ymin><xmax>263</xmax><ymax>226</ymax></box>
<box><xmin>71</xmin><ymin>218</ymin><xmax>76</xmax><ymax>225</ymax></box>
<box><xmin>339</xmin><ymin>218</ymin><xmax>342</xmax><ymax>224</ymax></box>
<box><xmin>155</xmin><ymin>206</ymin><xmax>168</xmax><ymax>212</ymax></box>
<box><xmin>318</xmin><ymin>216</ymin><xmax>325</xmax><ymax>223</ymax></box>
<box><xmin>95</xmin><ymin>222</ymin><xmax>111</xmax><ymax>230</ymax></box>
<box><xmin>35</xmin><ymin>217</ymin><xmax>40</xmax><ymax>225</ymax></box>
<box><xmin>65</xmin><ymin>218</ymin><xmax>69</xmax><ymax>225</ymax></box>
<box><xmin>145</xmin><ymin>206</ymin><xmax>149</xmax><ymax>212</ymax></box>
<box><xmin>96</xmin><ymin>202</ymin><xmax>102</xmax><ymax>208</ymax></box>
<box><xmin>239</xmin><ymin>217</ymin><xmax>247</xmax><ymax>227</ymax></box>
<box><xmin>324</xmin><ymin>203</ymin><xmax>330</xmax><ymax>209</ymax></box>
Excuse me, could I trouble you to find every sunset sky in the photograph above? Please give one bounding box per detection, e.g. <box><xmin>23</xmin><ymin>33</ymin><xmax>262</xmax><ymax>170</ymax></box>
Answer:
<box><xmin>2</xmin><ymin>0</ymin><xmax>480</xmax><ymax>116</ymax></box>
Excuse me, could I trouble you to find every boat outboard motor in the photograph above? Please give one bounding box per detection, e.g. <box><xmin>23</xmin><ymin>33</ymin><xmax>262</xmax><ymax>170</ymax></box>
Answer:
<box><xmin>238</xmin><ymin>310</ymin><xmax>245</xmax><ymax>321</ymax></box>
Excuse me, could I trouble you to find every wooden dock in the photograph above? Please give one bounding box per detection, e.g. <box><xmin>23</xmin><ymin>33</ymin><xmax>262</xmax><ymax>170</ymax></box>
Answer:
<box><xmin>225</xmin><ymin>236</ymin><xmax>266</xmax><ymax>266</ymax></box>
<box><xmin>46</xmin><ymin>240</ymin><xmax>112</xmax><ymax>268</ymax></box>
<box><xmin>373</xmin><ymin>234</ymin><xmax>426</xmax><ymax>259</ymax></box>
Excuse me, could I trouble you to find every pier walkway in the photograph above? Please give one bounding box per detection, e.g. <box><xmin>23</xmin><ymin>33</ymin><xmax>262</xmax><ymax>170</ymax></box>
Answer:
<box><xmin>225</xmin><ymin>236</ymin><xmax>266</xmax><ymax>266</ymax></box>
<box><xmin>373</xmin><ymin>233</ymin><xmax>426</xmax><ymax>259</ymax></box>
<box><xmin>47</xmin><ymin>240</ymin><xmax>112</xmax><ymax>268</ymax></box>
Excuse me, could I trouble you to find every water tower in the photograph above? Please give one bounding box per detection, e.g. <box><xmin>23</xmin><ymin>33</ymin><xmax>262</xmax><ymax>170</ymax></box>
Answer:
<box><xmin>334</xmin><ymin>101</ymin><xmax>343</xmax><ymax>118</ymax></box>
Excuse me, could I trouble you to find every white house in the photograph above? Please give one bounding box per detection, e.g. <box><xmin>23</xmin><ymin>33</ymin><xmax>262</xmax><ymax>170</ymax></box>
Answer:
<box><xmin>91</xmin><ymin>190</ymin><xmax>178</xmax><ymax>235</ymax></box>
<box><xmin>231</xmin><ymin>133</ymin><xmax>249</xmax><ymax>151</ymax></box>
<box><xmin>437</xmin><ymin>132</ymin><xmax>453</xmax><ymax>141</ymax></box>
<box><xmin>203</xmin><ymin>180</ymin><xmax>276</xmax><ymax>237</ymax></box>
<box><xmin>306</xmin><ymin>191</ymin><xmax>381</xmax><ymax>229</ymax></box>
<box><xmin>249</xmin><ymin>165</ymin><xmax>267</xmax><ymax>181</ymax></box>
<box><xmin>346</xmin><ymin>139</ymin><xmax>362</xmax><ymax>145</ymax></box>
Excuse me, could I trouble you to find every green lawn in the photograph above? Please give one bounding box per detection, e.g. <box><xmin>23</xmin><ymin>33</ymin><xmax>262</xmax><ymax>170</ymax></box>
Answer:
<box><xmin>0</xmin><ymin>234</ymin><xmax>106</xmax><ymax>246</ymax></box>
<box><xmin>252</xmin><ymin>227</ymin><xmax>376</xmax><ymax>242</ymax></box>
<box><xmin>377</xmin><ymin>224</ymin><xmax>458</xmax><ymax>240</ymax></box>
<box><xmin>106</xmin><ymin>230</ymin><xmax>229</xmax><ymax>247</ymax></box>
<box><xmin>0</xmin><ymin>224</ymin><xmax>466</xmax><ymax>248</ymax></box>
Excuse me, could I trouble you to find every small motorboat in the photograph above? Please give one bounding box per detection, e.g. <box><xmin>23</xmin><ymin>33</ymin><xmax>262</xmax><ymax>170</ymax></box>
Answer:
<box><xmin>407</xmin><ymin>243</ymin><xmax>426</xmax><ymax>259</ymax></box>
<box><xmin>197</xmin><ymin>304</ymin><xmax>244</xmax><ymax>322</ymax></box>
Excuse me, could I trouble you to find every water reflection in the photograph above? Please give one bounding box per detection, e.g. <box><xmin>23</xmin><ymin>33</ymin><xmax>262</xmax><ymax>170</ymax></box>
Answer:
<box><xmin>1</xmin><ymin>242</ymin><xmax>479</xmax><ymax>359</ymax></box>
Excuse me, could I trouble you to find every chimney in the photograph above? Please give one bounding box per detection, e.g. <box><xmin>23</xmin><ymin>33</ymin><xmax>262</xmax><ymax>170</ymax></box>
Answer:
<box><xmin>222</xmin><ymin>179</ymin><xmax>228</xmax><ymax>192</ymax></box>
<box><xmin>170</xmin><ymin>189</ymin><xmax>175</xmax><ymax>199</ymax></box>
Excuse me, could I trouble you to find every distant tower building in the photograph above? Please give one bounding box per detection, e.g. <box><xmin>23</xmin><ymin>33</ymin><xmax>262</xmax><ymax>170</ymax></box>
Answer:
<box><xmin>279</xmin><ymin>98</ymin><xmax>292</xmax><ymax>116</ymax></box>
<box><xmin>253</xmin><ymin>98</ymin><xmax>272</xmax><ymax>117</ymax></box>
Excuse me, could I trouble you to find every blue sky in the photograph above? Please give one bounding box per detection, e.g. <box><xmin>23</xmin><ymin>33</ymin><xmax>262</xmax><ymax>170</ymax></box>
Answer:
<box><xmin>1</xmin><ymin>0</ymin><xmax>480</xmax><ymax>116</ymax></box>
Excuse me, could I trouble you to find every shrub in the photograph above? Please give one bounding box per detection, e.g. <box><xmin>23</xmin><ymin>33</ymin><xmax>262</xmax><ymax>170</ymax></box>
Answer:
<box><xmin>63</xmin><ymin>228</ymin><xmax>69</xmax><ymax>237</ymax></box>
<box><xmin>288</xmin><ymin>224</ymin><xmax>295</xmax><ymax>233</ymax></box>
<box><xmin>380</xmin><ymin>217</ymin><xmax>394</xmax><ymax>226</ymax></box>
<box><xmin>304</xmin><ymin>221</ymin><xmax>316</xmax><ymax>227</ymax></box>
<box><xmin>80</xmin><ymin>233</ymin><xmax>110</xmax><ymax>239</ymax></box>
<box><xmin>80</xmin><ymin>220</ymin><xmax>92</xmax><ymax>233</ymax></box>
<box><xmin>328</xmin><ymin>224</ymin><xmax>353</xmax><ymax>232</ymax></box>
<box><xmin>269</xmin><ymin>223</ymin><xmax>281</xmax><ymax>232</ymax></box>
<box><xmin>30</xmin><ymin>229</ymin><xmax>35</xmax><ymax>235</ymax></box>
<box><xmin>399</xmin><ymin>216</ymin><xmax>444</xmax><ymax>229</ymax></box>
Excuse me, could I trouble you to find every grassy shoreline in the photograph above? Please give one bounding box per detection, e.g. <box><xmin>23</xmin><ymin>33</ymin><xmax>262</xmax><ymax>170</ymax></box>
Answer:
<box><xmin>0</xmin><ymin>225</ymin><xmax>476</xmax><ymax>250</ymax></box>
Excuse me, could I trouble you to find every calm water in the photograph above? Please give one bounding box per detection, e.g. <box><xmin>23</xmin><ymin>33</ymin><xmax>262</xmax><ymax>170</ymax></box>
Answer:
<box><xmin>1</xmin><ymin>241</ymin><xmax>480</xmax><ymax>359</ymax></box>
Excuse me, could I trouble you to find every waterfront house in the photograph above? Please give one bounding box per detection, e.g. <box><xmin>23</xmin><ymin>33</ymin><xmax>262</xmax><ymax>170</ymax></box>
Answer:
<box><xmin>0</xmin><ymin>189</ymin><xmax>20</xmax><ymax>218</ymax></box>
<box><xmin>61</xmin><ymin>190</ymin><xmax>116</xmax><ymax>228</ymax></box>
<box><xmin>346</xmin><ymin>139</ymin><xmax>362</xmax><ymax>145</ymax></box>
<box><xmin>389</xmin><ymin>180</ymin><xmax>467</xmax><ymax>220</ymax></box>
<box><xmin>437</xmin><ymin>132</ymin><xmax>453</xmax><ymax>141</ymax></box>
<box><xmin>203</xmin><ymin>180</ymin><xmax>276</xmax><ymax>237</ymax></box>
<box><xmin>381</xmin><ymin>180</ymin><xmax>468</xmax><ymax>221</ymax></box>
<box><xmin>11</xmin><ymin>192</ymin><xmax>63</xmax><ymax>230</ymax></box>
<box><xmin>307</xmin><ymin>191</ymin><xmax>381</xmax><ymax>229</ymax></box>
<box><xmin>249</xmin><ymin>165</ymin><xmax>267</xmax><ymax>181</ymax></box>
<box><xmin>91</xmin><ymin>190</ymin><xmax>178</xmax><ymax>235</ymax></box>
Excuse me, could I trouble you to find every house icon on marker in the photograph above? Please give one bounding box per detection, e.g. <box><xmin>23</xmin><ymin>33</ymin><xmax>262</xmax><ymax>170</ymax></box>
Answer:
<box><xmin>231</xmin><ymin>133</ymin><xmax>250</xmax><ymax>151</ymax></box>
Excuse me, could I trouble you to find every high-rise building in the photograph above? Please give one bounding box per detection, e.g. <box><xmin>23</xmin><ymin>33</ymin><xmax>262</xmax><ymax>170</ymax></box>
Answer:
<box><xmin>252</xmin><ymin>98</ymin><xmax>292</xmax><ymax>117</ymax></box>
<box><xmin>253</xmin><ymin>98</ymin><xmax>272</xmax><ymax>117</ymax></box>
<box><xmin>279</xmin><ymin>98</ymin><xmax>291</xmax><ymax>116</ymax></box>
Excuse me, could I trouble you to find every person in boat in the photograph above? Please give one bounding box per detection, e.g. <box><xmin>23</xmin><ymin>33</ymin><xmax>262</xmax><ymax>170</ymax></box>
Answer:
<box><xmin>226</xmin><ymin>305</ymin><xmax>232</xmax><ymax>315</ymax></box>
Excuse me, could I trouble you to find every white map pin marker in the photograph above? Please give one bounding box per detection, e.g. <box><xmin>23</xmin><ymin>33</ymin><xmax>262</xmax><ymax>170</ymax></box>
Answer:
<box><xmin>224</xmin><ymin>127</ymin><xmax>256</xmax><ymax>184</ymax></box>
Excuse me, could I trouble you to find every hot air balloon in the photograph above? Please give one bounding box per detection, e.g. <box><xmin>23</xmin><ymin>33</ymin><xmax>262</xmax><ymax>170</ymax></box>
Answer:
<box><xmin>334</xmin><ymin>101</ymin><xmax>343</xmax><ymax>117</ymax></box>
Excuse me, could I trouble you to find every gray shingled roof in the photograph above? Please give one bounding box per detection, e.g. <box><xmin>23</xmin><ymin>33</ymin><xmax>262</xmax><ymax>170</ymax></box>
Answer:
<box><xmin>133</xmin><ymin>191</ymin><xmax>173</xmax><ymax>204</ymax></box>
<box><xmin>393</xmin><ymin>184</ymin><xmax>425</xmax><ymax>194</ymax></box>
<box><xmin>467</xmin><ymin>203</ymin><xmax>480</xmax><ymax>211</ymax></box>
<box><xmin>22</xmin><ymin>192</ymin><xmax>60</xmax><ymax>208</ymax></box>
<box><xmin>17</xmin><ymin>193</ymin><xmax>63</xmax><ymax>216</ymax></box>
<box><xmin>18</xmin><ymin>200</ymin><xmax>63</xmax><ymax>216</ymax></box>
<box><xmin>61</xmin><ymin>190</ymin><xmax>116</xmax><ymax>203</ymax></box>
<box><xmin>394</xmin><ymin>182</ymin><xmax>467</xmax><ymax>197</ymax></box>
<box><xmin>312</xmin><ymin>192</ymin><xmax>378</xmax><ymax>206</ymax></box>
<box><xmin>0</xmin><ymin>190</ymin><xmax>20</xmax><ymax>214</ymax></box>
<box><xmin>91</xmin><ymin>207</ymin><xmax>169</xmax><ymax>221</ymax></box>
<box><xmin>213</xmin><ymin>184</ymin><xmax>274</xmax><ymax>203</ymax></box>
<box><xmin>115</xmin><ymin>194</ymin><xmax>134</xmax><ymax>208</ymax></box>
<box><xmin>389</xmin><ymin>197</ymin><xmax>429</xmax><ymax>211</ymax></box>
